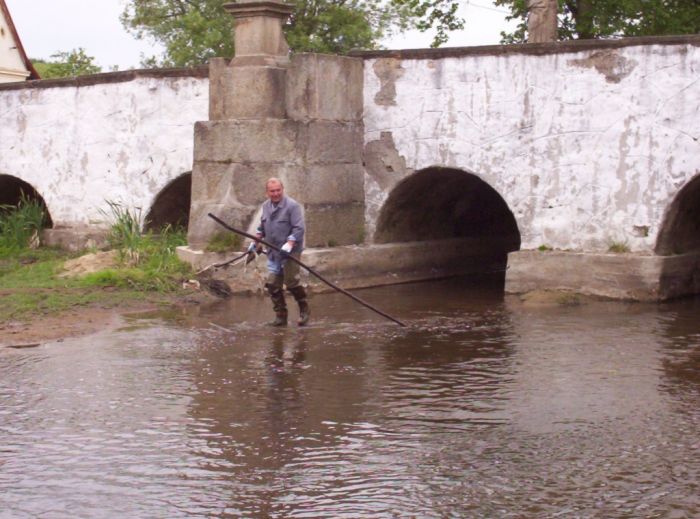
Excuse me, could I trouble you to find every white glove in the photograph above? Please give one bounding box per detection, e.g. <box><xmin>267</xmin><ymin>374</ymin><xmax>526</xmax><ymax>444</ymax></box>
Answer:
<box><xmin>281</xmin><ymin>242</ymin><xmax>293</xmax><ymax>255</ymax></box>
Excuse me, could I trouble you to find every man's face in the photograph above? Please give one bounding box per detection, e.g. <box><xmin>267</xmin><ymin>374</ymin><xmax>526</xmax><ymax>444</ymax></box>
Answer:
<box><xmin>266</xmin><ymin>181</ymin><xmax>284</xmax><ymax>204</ymax></box>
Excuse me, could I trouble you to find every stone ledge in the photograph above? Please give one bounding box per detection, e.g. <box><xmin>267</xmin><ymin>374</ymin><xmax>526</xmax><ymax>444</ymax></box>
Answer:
<box><xmin>505</xmin><ymin>250</ymin><xmax>700</xmax><ymax>301</ymax></box>
<box><xmin>177</xmin><ymin>237</ymin><xmax>507</xmax><ymax>294</ymax></box>
<box><xmin>42</xmin><ymin>228</ymin><xmax>109</xmax><ymax>252</ymax></box>
<box><xmin>350</xmin><ymin>34</ymin><xmax>700</xmax><ymax>61</ymax></box>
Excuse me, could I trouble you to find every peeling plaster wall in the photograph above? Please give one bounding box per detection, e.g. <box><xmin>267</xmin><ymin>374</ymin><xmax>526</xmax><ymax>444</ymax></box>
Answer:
<box><xmin>1</xmin><ymin>39</ymin><xmax>698</xmax><ymax>254</ymax></box>
<box><xmin>362</xmin><ymin>40</ymin><xmax>700</xmax><ymax>252</ymax></box>
<box><xmin>0</xmin><ymin>73</ymin><xmax>208</xmax><ymax>228</ymax></box>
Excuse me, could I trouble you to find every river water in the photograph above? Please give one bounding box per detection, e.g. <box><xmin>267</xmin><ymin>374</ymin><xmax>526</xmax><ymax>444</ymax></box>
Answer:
<box><xmin>1</xmin><ymin>279</ymin><xmax>699</xmax><ymax>518</ymax></box>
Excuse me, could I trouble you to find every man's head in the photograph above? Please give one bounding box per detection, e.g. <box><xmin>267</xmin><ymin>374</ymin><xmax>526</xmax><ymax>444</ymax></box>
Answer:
<box><xmin>266</xmin><ymin>178</ymin><xmax>284</xmax><ymax>204</ymax></box>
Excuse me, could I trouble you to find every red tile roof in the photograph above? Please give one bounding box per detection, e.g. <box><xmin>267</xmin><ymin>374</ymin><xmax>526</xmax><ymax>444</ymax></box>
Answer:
<box><xmin>0</xmin><ymin>0</ymin><xmax>39</xmax><ymax>79</ymax></box>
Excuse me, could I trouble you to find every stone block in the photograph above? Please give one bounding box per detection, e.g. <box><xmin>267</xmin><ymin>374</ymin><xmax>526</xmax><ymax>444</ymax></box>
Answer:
<box><xmin>228</xmin><ymin>10</ymin><xmax>291</xmax><ymax>63</ymax></box>
<box><xmin>304</xmin><ymin>202</ymin><xmax>365</xmax><ymax>247</ymax></box>
<box><xmin>287</xmin><ymin>53</ymin><xmax>364</xmax><ymax>121</ymax></box>
<box><xmin>223</xmin><ymin>65</ymin><xmax>287</xmax><ymax>119</ymax></box>
<box><xmin>194</xmin><ymin>119</ymin><xmax>298</xmax><ymax>163</ymax></box>
<box><xmin>187</xmin><ymin>201</ymin><xmax>257</xmax><ymax>249</ymax></box>
<box><xmin>42</xmin><ymin>227</ymin><xmax>109</xmax><ymax>252</ymax></box>
<box><xmin>208</xmin><ymin>57</ymin><xmax>230</xmax><ymax>120</ymax></box>
<box><xmin>231</xmin><ymin>163</ymin><xmax>303</xmax><ymax>206</ymax></box>
<box><xmin>191</xmin><ymin>162</ymin><xmax>235</xmax><ymax>203</ymax></box>
<box><xmin>504</xmin><ymin>250</ymin><xmax>668</xmax><ymax>301</ymax></box>
<box><xmin>285</xmin><ymin>164</ymin><xmax>365</xmax><ymax>205</ymax></box>
<box><xmin>301</xmin><ymin>121</ymin><xmax>363</xmax><ymax>164</ymax></box>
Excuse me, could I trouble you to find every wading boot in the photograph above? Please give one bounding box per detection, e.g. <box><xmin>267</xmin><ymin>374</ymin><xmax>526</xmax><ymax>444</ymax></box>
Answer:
<box><xmin>269</xmin><ymin>309</ymin><xmax>288</xmax><ymax>327</ymax></box>
<box><xmin>289</xmin><ymin>286</ymin><xmax>310</xmax><ymax>326</ymax></box>
<box><xmin>267</xmin><ymin>285</ymin><xmax>288</xmax><ymax>326</ymax></box>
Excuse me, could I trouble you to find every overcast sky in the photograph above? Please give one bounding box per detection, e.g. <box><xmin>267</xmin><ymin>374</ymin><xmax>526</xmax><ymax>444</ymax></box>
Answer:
<box><xmin>5</xmin><ymin>0</ymin><xmax>516</xmax><ymax>71</ymax></box>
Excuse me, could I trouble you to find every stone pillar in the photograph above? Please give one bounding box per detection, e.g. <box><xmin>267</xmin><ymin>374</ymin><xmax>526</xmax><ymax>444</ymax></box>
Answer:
<box><xmin>188</xmin><ymin>0</ymin><xmax>365</xmax><ymax>250</ymax></box>
<box><xmin>527</xmin><ymin>0</ymin><xmax>558</xmax><ymax>43</ymax></box>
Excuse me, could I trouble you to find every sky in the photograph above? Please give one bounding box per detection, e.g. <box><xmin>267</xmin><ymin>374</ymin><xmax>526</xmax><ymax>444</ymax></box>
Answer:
<box><xmin>5</xmin><ymin>0</ymin><xmax>517</xmax><ymax>71</ymax></box>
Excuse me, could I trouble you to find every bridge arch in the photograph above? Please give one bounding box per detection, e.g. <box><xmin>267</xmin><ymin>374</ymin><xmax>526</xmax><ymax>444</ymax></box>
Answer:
<box><xmin>0</xmin><ymin>174</ymin><xmax>53</xmax><ymax>228</ymax></box>
<box><xmin>144</xmin><ymin>172</ymin><xmax>191</xmax><ymax>232</ymax></box>
<box><xmin>375</xmin><ymin>167</ymin><xmax>521</xmax><ymax>252</ymax></box>
<box><xmin>656</xmin><ymin>173</ymin><xmax>700</xmax><ymax>255</ymax></box>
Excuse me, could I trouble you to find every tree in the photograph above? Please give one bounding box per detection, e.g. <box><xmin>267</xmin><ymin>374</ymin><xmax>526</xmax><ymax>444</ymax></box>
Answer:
<box><xmin>495</xmin><ymin>0</ymin><xmax>700</xmax><ymax>43</ymax></box>
<box><xmin>32</xmin><ymin>48</ymin><xmax>102</xmax><ymax>79</ymax></box>
<box><xmin>120</xmin><ymin>0</ymin><xmax>464</xmax><ymax>68</ymax></box>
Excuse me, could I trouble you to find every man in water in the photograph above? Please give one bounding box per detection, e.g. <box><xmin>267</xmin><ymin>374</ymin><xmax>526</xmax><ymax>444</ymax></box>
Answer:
<box><xmin>248</xmin><ymin>178</ymin><xmax>310</xmax><ymax>326</ymax></box>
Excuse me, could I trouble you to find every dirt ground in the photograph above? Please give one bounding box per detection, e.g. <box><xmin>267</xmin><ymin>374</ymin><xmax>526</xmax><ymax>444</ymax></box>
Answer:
<box><xmin>0</xmin><ymin>290</ymin><xmax>217</xmax><ymax>348</ymax></box>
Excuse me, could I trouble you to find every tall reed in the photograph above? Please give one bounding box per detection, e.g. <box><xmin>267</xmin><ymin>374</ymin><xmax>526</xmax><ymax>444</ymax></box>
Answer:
<box><xmin>0</xmin><ymin>193</ymin><xmax>46</xmax><ymax>255</ymax></box>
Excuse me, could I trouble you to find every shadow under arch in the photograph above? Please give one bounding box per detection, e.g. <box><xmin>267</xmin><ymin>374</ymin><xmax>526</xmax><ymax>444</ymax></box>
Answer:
<box><xmin>374</xmin><ymin>167</ymin><xmax>521</xmax><ymax>288</ymax></box>
<box><xmin>0</xmin><ymin>174</ymin><xmax>53</xmax><ymax>228</ymax></box>
<box><xmin>656</xmin><ymin>173</ymin><xmax>700</xmax><ymax>255</ymax></box>
<box><xmin>144</xmin><ymin>173</ymin><xmax>191</xmax><ymax>232</ymax></box>
<box><xmin>375</xmin><ymin>167</ymin><xmax>520</xmax><ymax>249</ymax></box>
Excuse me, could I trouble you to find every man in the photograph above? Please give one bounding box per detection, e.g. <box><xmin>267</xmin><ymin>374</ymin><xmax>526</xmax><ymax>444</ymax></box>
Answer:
<box><xmin>248</xmin><ymin>178</ymin><xmax>310</xmax><ymax>326</ymax></box>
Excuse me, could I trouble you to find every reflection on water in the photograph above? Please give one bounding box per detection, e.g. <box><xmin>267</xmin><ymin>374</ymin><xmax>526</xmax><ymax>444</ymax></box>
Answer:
<box><xmin>1</xmin><ymin>279</ymin><xmax>699</xmax><ymax>517</ymax></box>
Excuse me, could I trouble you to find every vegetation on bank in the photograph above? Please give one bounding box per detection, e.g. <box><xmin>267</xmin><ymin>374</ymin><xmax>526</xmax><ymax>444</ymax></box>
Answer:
<box><xmin>0</xmin><ymin>199</ymin><xmax>193</xmax><ymax>322</ymax></box>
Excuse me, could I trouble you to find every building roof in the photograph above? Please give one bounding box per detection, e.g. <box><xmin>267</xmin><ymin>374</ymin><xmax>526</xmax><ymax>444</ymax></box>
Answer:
<box><xmin>0</xmin><ymin>0</ymin><xmax>39</xmax><ymax>79</ymax></box>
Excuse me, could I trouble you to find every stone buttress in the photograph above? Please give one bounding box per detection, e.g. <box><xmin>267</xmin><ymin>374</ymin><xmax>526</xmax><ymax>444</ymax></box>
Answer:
<box><xmin>186</xmin><ymin>0</ymin><xmax>365</xmax><ymax>251</ymax></box>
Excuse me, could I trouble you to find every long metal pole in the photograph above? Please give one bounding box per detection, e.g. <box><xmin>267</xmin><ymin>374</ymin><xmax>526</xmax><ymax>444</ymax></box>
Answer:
<box><xmin>208</xmin><ymin>213</ymin><xmax>407</xmax><ymax>327</ymax></box>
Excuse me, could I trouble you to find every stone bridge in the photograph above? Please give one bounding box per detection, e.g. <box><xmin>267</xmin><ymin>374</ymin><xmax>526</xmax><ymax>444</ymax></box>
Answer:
<box><xmin>0</xmin><ymin>10</ymin><xmax>698</xmax><ymax>300</ymax></box>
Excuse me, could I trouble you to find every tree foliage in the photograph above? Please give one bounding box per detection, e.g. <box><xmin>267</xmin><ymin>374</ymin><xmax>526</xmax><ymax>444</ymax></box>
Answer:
<box><xmin>496</xmin><ymin>0</ymin><xmax>700</xmax><ymax>43</ymax></box>
<box><xmin>121</xmin><ymin>0</ymin><xmax>464</xmax><ymax>68</ymax></box>
<box><xmin>32</xmin><ymin>48</ymin><xmax>102</xmax><ymax>79</ymax></box>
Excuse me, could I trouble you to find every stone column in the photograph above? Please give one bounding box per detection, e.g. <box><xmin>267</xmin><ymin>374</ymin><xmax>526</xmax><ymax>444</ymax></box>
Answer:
<box><xmin>188</xmin><ymin>0</ymin><xmax>365</xmax><ymax>250</ymax></box>
<box><xmin>527</xmin><ymin>0</ymin><xmax>558</xmax><ymax>43</ymax></box>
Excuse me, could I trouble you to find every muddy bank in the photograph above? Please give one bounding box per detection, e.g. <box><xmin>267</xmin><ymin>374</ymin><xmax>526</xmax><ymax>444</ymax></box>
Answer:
<box><xmin>0</xmin><ymin>289</ymin><xmax>217</xmax><ymax>348</ymax></box>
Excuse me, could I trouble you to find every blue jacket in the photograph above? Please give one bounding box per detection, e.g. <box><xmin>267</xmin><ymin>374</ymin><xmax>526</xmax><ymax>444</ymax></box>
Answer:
<box><xmin>257</xmin><ymin>196</ymin><xmax>305</xmax><ymax>267</ymax></box>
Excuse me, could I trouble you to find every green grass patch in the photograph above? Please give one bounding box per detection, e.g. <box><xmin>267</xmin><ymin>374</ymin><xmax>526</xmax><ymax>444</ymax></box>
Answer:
<box><xmin>0</xmin><ymin>290</ymin><xmax>102</xmax><ymax>322</ymax></box>
<box><xmin>0</xmin><ymin>249</ymin><xmax>77</xmax><ymax>289</ymax></box>
<box><xmin>537</xmin><ymin>244</ymin><xmax>553</xmax><ymax>252</ymax></box>
<box><xmin>607</xmin><ymin>241</ymin><xmax>630</xmax><ymax>253</ymax></box>
<box><xmin>0</xmin><ymin>201</ymin><xmax>194</xmax><ymax>322</ymax></box>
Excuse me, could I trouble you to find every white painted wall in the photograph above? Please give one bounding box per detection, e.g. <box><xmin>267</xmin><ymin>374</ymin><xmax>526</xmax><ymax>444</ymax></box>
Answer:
<box><xmin>1</xmin><ymin>39</ymin><xmax>698</xmax><ymax>254</ymax></box>
<box><xmin>363</xmin><ymin>42</ymin><xmax>700</xmax><ymax>252</ymax></box>
<box><xmin>0</xmin><ymin>74</ymin><xmax>208</xmax><ymax>227</ymax></box>
<box><xmin>0</xmin><ymin>7</ymin><xmax>30</xmax><ymax>82</ymax></box>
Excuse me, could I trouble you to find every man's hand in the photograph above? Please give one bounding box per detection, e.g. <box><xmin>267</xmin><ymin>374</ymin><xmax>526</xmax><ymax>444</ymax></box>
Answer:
<box><xmin>247</xmin><ymin>242</ymin><xmax>263</xmax><ymax>254</ymax></box>
<box><xmin>281</xmin><ymin>241</ymin><xmax>293</xmax><ymax>255</ymax></box>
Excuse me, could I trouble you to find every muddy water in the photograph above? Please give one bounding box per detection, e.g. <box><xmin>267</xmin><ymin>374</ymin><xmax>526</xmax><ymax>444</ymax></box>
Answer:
<box><xmin>1</xmin><ymin>279</ymin><xmax>699</xmax><ymax>518</ymax></box>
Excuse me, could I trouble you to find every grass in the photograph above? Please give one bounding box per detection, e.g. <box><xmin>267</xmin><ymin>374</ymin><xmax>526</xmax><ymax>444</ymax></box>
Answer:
<box><xmin>0</xmin><ymin>194</ymin><xmax>46</xmax><ymax>255</ymax></box>
<box><xmin>608</xmin><ymin>241</ymin><xmax>631</xmax><ymax>253</ymax></box>
<box><xmin>0</xmin><ymin>201</ymin><xmax>194</xmax><ymax>322</ymax></box>
<box><xmin>538</xmin><ymin>244</ymin><xmax>553</xmax><ymax>252</ymax></box>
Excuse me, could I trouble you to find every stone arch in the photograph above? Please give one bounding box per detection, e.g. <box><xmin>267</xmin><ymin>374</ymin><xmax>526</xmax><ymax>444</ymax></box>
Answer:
<box><xmin>656</xmin><ymin>173</ymin><xmax>700</xmax><ymax>255</ymax></box>
<box><xmin>375</xmin><ymin>167</ymin><xmax>521</xmax><ymax>252</ymax></box>
<box><xmin>144</xmin><ymin>173</ymin><xmax>191</xmax><ymax>232</ymax></box>
<box><xmin>0</xmin><ymin>174</ymin><xmax>53</xmax><ymax>228</ymax></box>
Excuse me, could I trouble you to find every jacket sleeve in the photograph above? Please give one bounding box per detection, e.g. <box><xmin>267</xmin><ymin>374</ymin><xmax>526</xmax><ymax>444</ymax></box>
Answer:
<box><xmin>287</xmin><ymin>203</ymin><xmax>305</xmax><ymax>244</ymax></box>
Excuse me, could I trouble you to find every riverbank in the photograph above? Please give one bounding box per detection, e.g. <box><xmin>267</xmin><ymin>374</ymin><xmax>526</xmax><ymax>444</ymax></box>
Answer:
<box><xmin>0</xmin><ymin>286</ymin><xmax>217</xmax><ymax>347</ymax></box>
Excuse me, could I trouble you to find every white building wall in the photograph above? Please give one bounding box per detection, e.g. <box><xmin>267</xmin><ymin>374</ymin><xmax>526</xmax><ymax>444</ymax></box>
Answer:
<box><xmin>0</xmin><ymin>73</ymin><xmax>209</xmax><ymax>227</ymax></box>
<box><xmin>0</xmin><ymin>9</ymin><xmax>30</xmax><ymax>82</ymax></box>
<box><xmin>362</xmin><ymin>41</ymin><xmax>700</xmax><ymax>252</ymax></box>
